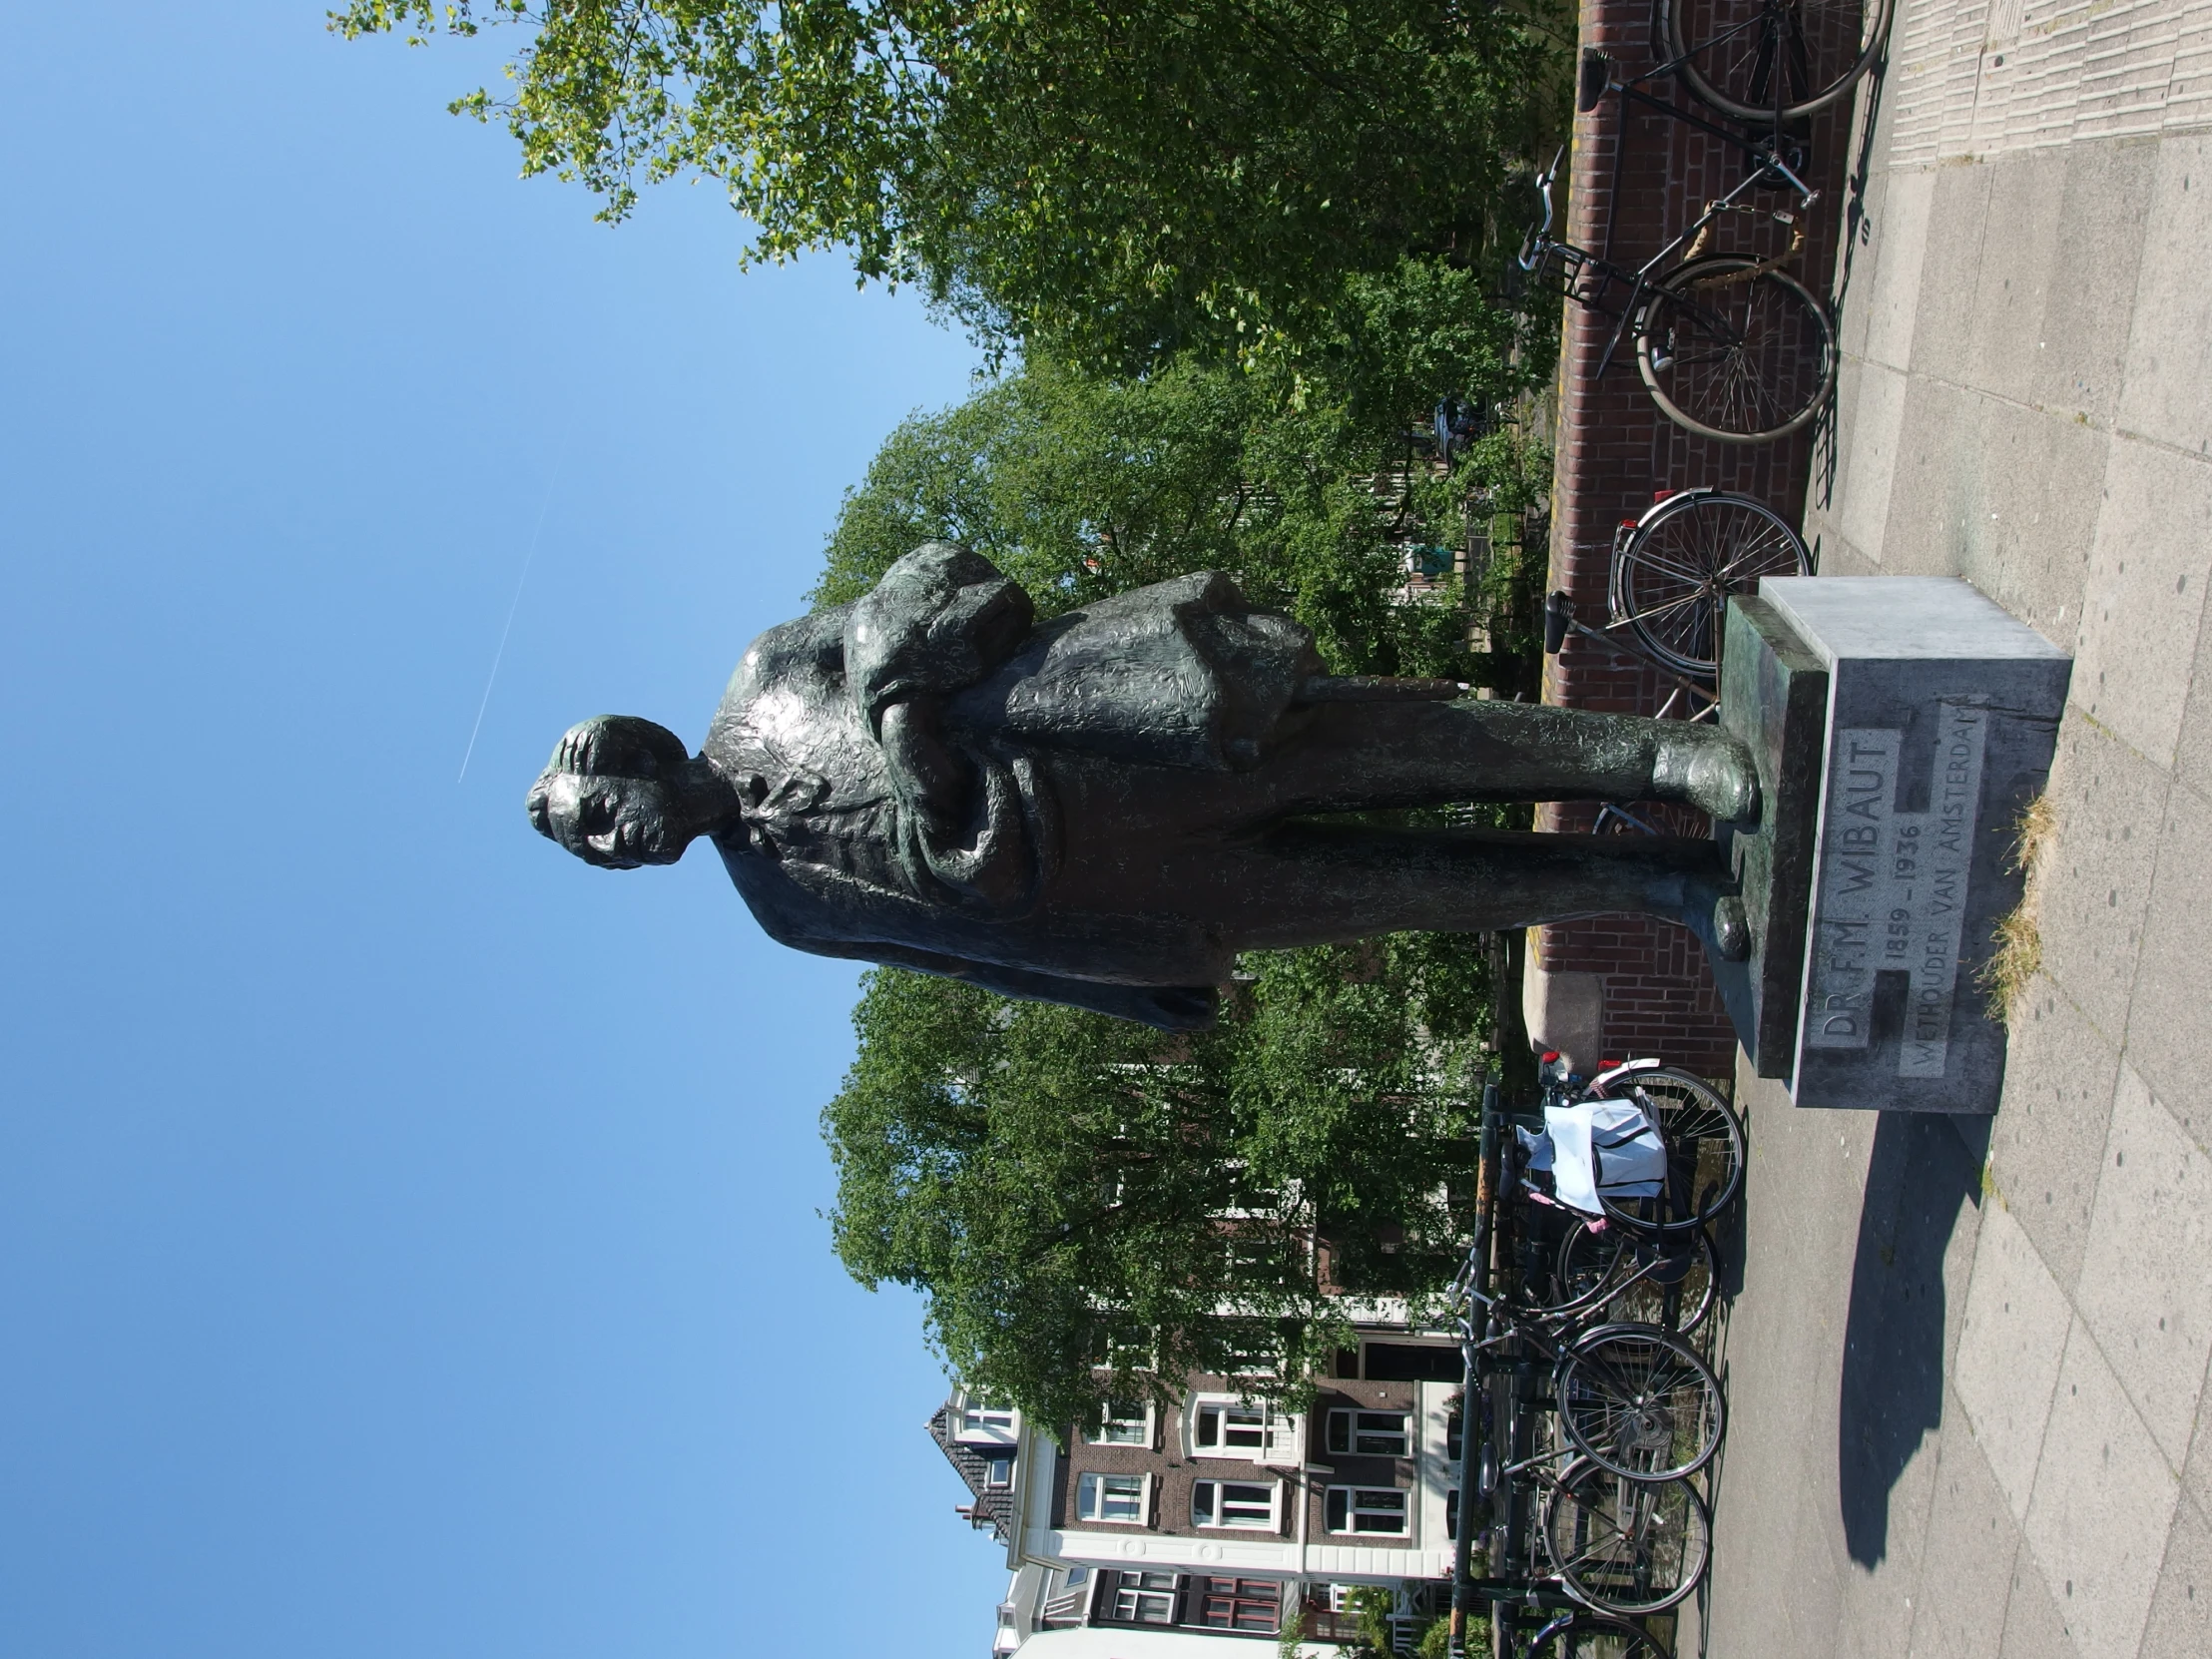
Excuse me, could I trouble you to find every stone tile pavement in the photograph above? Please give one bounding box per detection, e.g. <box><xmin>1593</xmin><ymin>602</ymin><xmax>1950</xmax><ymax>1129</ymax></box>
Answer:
<box><xmin>1694</xmin><ymin>3</ymin><xmax>2212</xmax><ymax>1654</ymax></box>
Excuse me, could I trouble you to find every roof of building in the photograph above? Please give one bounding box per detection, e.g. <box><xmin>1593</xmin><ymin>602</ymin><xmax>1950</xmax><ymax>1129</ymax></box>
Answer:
<box><xmin>926</xmin><ymin>1401</ymin><xmax>1023</xmax><ymax>1543</ymax></box>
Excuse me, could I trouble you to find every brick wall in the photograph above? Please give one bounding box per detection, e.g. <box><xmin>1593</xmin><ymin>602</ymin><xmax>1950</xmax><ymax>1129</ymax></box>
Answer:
<box><xmin>1534</xmin><ymin>0</ymin><xmax>1856</xmax><ymax>1074</ymax></box>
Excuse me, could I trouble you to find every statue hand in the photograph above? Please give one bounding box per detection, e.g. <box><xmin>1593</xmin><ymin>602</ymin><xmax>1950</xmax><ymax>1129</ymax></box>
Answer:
<box><xmin>877</xmin><ymin>697</ymin><xmax>972</xmax><ymax>834</ymax></box>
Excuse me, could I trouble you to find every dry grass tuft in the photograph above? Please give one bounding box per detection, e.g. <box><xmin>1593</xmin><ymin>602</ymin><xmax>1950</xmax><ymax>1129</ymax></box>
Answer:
<box><xmin>1979</xmin><ymin>792</ymin><xmax>2058</xmax><ymax>1023</ymax></box>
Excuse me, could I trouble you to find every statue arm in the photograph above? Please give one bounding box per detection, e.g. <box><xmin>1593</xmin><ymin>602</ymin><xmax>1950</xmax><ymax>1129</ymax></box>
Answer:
<box><xmin>845</xmin><ymin>542</ymin><xmax>1036</xmax><ymax>737</ymax></box>
<box><xmin>822</xmin><ymin>937</ymin><xmax>1219</xmax><ymax>1032</ymax></box>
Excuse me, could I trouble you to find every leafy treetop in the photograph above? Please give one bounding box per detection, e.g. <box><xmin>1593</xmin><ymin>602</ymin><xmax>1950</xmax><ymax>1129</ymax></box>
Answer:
<box><xmin>331</xmin><ymin>1</ymin><xmax>1567</xmax><ymax>375</ymax></box>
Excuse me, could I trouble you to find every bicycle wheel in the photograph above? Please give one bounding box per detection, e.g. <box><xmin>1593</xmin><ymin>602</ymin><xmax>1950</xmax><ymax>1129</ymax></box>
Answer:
<box><xmin>1597</xmin><ymin>1069</ymin><xmax>1746</xmax><ymax>1235</ymax></box>
<box><xmin>1634</xmin><ymin>256</ymin><xmax>1836</xmax><ymax>444</ymax></box>
<box><xmin>1663</xmin><ymin>0</ymin><xmax>1896</xmax><ymax>122</ymax></box>
<box><xmin>1556</xmin><ymin>1220</ymin><xmax>1720</xmax><ymax>1337</ymax></box>
<box><xmin>1542</xmin><ymin>1456</ymin><xmax>1713</xmax><ymax>1615</ymax></box>
<box><xmin>1556</xmin><ymin>1324</ymin><xmax>1726</xmax><ymax>1481</ymax></box>
<box><xmin>1526</xmin><ymin>1609</ymin><xmax>1674</xmax><ymax>1659</ymax></box>
<box><xmin>1610</xmin><ymin>491</ymin><xmax>1811</xmax><ymax>678</ymax></box>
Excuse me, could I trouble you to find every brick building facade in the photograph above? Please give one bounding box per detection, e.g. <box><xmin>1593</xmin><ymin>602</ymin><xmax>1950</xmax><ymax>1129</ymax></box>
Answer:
<box><xmin>1525</xmin><ymin>0</ymin><xmax>1858</xmax><ymax>1074</ymax></box>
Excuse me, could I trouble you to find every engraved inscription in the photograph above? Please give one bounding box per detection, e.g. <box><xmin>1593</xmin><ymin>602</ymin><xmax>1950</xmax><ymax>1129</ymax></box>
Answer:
<box><xmin>1803</xmin><ymin>705</ymin><xmax>1988</xmax><ymax>1077</ymax></box>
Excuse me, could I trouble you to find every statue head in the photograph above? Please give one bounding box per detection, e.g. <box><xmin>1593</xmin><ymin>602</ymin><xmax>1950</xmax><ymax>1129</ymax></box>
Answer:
<box><xmin>526</xmin><ymin>715</ymin><xmax>723</xmax><ymax>869</ymax></box>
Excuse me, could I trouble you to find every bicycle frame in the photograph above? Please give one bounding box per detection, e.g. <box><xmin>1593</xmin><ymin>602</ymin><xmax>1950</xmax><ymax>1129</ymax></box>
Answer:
<box><xmin>1519</xmin><ymin>154</ymin><xmax>1809</xmax><ymax>381</ymax></box>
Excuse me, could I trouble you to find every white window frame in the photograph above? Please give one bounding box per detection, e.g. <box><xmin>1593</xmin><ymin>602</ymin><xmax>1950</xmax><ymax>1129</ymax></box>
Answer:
<box><xmin>953</xmin><ymin>1393</ymin><xmax>1020</xmax><ymax>1446</ymax></box>
<box><xmin>1075</xmin><ymin>1469</ymin><xmax>1151</xmax><ymax>1526</ymax></box>
<box><xmin>1089</xmin><ymin>1396</ymin><xmax>1155</xmax><ymax>1447</ymax></box>
<box><xmin>1191</xmin><ymin>1476</ymin><xmax>1282</xmax><ymax>1531</ymax></box>
<box><xmin>982</xmin><ymin>1454</ymin><xmax>1014</xmax><ymax>1489</ymax></box>
<box><xmin>1326</xmin><ymin>1406</ymin><xmax>1411</xmax><ymax>1457</ymax></box>
<box><xmin>1187</xmin><ymin>1392</ymin><xmax>1298</xmax><ymax>1462</ymax></box>
<box><xmin>1325</xmin><ymin>1484</ymin><xmax>1410</xmax><ymax>1536</ymax></box>
<box><xmin>1103</xmin><ymin>1568</ymin><xmax>1179</xmax><ymax>1625</ymax></box>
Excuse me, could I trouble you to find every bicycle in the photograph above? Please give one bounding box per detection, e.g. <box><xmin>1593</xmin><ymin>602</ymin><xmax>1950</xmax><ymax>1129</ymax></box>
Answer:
<box><xmin>1552</xmin><ymin>1217</ymin><xmax>1720</xmax><ymax>1338</ymax></box>
<box><xmin>1535</xmin><ymin>1055</ymin><xmax>1746</xmax><ymax>1238</ymax></box>
<box><xmin>1518</xmin><ymin>147</ymin><xmax>1837</xmax><ymax>445</ymax></box>
<box><xmin>1478</xmin><ymin>1607</ymin><xmax>1674</xmax><ymax>1659</ymax></box>
<box><xmin>1660</xmin><ymin>0</ymin><xmax>1895</xmax><ymax>124</ymax></box>
<box><xmin>1452</xmin><ymin>1248</ymin><xmax>1727</xmax><ymax>1483</ymax></box>
<box><xmin>1608</xmin><ymin>487</ymin><xmax>1812</xmax><ymax>679</ymax></box>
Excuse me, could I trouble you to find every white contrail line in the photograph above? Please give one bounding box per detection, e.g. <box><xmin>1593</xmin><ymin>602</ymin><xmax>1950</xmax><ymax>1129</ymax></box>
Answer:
<box><xmin>457</xmin><ymin>481</ymin><xmax>556</xmax><ymax>785</ymax></box>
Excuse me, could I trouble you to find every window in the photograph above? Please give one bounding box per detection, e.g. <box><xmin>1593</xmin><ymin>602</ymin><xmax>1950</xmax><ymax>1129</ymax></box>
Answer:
<box><xmin>1194</xmin><ymin>1577</ymin><xmax>1282</xmax><ymax>1633</ymax></box>
<box><xmin>1091</xmin><ymin>1398</ymin><xmax>1152</xmax><ymax>1446</ymax></box>
<box><xmin>1093</xmin><ymin>1322</ymin><xmax>1156</xmax><ymax>1370</ymax></box>
<box><xmin>1218</xmin><ymin>1325</ymin><xmax>1281</xmax><ymax>1377</ymax></box>
<box><xmin>1191</xmin><ymin>1478</ymin><xmax>1280</xmax><ymax>1530</ymax></box>
<box><xmin>982</xmin><ymin>1456</ymin><xmax>1013</xmax><ymax>1489</ymax></box>
<box><xmin>1103</xmin><ymin>1570</ymin><xmax>1178</xmax><ymax>1625</ymax></box>
<box><xmin>1326</xmin><ymin>1408</ymin><xmax>1411</xmax><ymax>1457</ymax></box>
<box><xmin>1194</xmin><ymin>1400</ymin><xmax>1271</xmax><ymax>1453</ymax></box>
<box><xmin>1360</xmin><ymin>1342</ymin><xmax>1462</xmax><ymax>1382</ymax></box>
<box><xmin>1189</xmin><ymin>1393</ymin><xmax>1294</xmax><ymax>1461</ymax></box>
<box><xmin>954</xmin><ymin>1396</ymin><xmax>1018</xmax><ymax>1445</ymax></box>
<box><xmin>1446</xmin><ymin>1401</ymin><xmax>1463</xmax><ymax>1464</ymax></box>
<box><xmin>1075</xmin><ymin>1470</ymin><xmax>1148</xmax><ymax>1525</ymax></box>
<box><xmin>1326</xmin><ymin>1485</ymin><xmax>1409</xmax><ymax>1536</ymax></box>
<box><xmin>1223</xmin><ymin>1234</ymin><xmax>1290</xmax><ymax>1286</ymax></box>
<box><xmin>1446</xmin><ymin>1488</ymin><xmax>1459</xmax><ymax>1541</ymax></box>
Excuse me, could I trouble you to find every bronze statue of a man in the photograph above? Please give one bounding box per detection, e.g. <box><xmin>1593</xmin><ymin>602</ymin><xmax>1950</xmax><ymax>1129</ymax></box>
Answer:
<box><xmin>528</xmin><ymin>543</ymin><xmax>1754</xmax><ymax>1029</ymax></box>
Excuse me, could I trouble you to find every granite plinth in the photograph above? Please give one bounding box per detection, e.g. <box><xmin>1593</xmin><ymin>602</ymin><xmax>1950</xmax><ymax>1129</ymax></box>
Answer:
<box><xmin>1711</xmin><ymin>595</ymin><xmax>1831</xmax><ymax>1078</ymax></box>
<box><xmin>1718</xmin><ymin>577</ymin><xmax>2071</xmax><ymax>1113</ymax></box>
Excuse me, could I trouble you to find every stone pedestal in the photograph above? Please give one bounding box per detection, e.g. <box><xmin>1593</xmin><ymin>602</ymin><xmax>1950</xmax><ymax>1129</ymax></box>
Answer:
<box><xmin>1716</xmin><ymin>578</ymin><xmax>2070</xmax><ymax>1113</ymax></box>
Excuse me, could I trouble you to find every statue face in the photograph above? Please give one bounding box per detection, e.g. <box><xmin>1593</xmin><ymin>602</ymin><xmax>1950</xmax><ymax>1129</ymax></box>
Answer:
<box><xmin>532</xmin><ymin>771</ymin><xmax>689</xmax><ymax>868</ymax></box>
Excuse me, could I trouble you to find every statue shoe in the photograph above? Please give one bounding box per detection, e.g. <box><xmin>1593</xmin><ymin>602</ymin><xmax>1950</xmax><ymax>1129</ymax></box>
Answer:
<box><xmin>1674</xmin><ymin>872</ymin><xmax>1753</xmax><ymax>963</ymax></box>
<box><xmin>1656</xmin><ymin>734</ymin><xmax>1762</xmax><ymax>826</ymax></box>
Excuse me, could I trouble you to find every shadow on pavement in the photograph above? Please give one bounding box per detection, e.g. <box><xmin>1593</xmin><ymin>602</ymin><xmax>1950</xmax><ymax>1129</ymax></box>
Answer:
<box><xmin>1837</xmin><ymin>1113</ymin><xmax>1990</xmax><ymax>1566</ymax></box>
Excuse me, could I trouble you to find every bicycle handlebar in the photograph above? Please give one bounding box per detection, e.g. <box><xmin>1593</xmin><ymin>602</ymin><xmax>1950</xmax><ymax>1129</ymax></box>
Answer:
<box><xmin>1517</xmin><ymin>147</ymin><xmax>1564</xmax><ymax>271</ymax></box>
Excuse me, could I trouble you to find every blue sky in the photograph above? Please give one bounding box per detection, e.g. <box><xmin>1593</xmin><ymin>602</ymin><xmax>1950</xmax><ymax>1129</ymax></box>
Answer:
<box><xmin>0</xmin><ymin>6</ymin><xmax>1007</xmax><ymax>1655</ymax></box>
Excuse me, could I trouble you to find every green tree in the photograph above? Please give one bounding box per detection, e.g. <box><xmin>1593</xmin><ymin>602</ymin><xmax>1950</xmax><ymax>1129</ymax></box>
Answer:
<box><xmin>814</xmin><ymin>355</ymin><xmax>1546</xmax><ymax>686</ymax></box>
<box><xmin>823</xmin><ymin>936</ymin><xmax>1490</xmax><ymax>1433</ymax></box>
<box><xmin>331</xmin><ymin>1</ymin><xmax>1567</xmax><ymax>381</ymax></box>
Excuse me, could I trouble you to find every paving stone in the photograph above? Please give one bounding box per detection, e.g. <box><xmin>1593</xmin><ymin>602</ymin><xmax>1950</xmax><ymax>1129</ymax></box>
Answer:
<box><xmin>1875</xmin><ymin>375</ymin><xmax>1983</xmax><ymax>576</ymax></box>
<box><xmin>2070</xmin><ymin>438</ymin><xmax>2212</xmax><ymax>769</ymax></box>
<box><xmin>2074</xmin><ymin>1062</ymin><xmax>2212</xmax><ymax>1463</ymax></box>
<box><xmin>2035</xmin><ymin>710</ymin><xmax>2171</xmax><ymax>1043</ymax></box>
<box><xmin>1906</xmin><ymin>161</ymin><xmax>1993</xmax><ymax>385</ymax></box>
<box><xmin>2122</xmin><ymin>780</ymin><xmax>2212</xmax><ymax>1153</ymax></box>
<box><xmin>2138</xmin><ymin>1494</ymin><xmax>2212</xmax><ymax>1659</ymax></box>
<box><xmin>1840</xmin><ymin>357</ymin><xmax>1909</xmax><ymax>561</ymax></box>
<box><xmin>1999</xmin><ymin>1546</ymin><xmax>2083</xmax><ymax>1659</ymax></box>
<box><xmin>2186</xmin><ymin>1385</ymin><xmax>2212</xmax><ymax>1524</ymax></box>
<box><xmin>1950</xmin><ymin>392</ymin><xmax>2109</xmax><ymax>643</ymax></box>
<box><xmin>1863</xmin><ymin>165</ymin><xmax>1937</xmax><ymax>374</ymax></box>
<box><xmin>2115</xmin><ymin>134</ymin><xmax>2212</xmax><ymax>458</ymax></box>
<box><xmin>1962</xmin><ymin>148</ymin><xmax>2068</xmax><ymax>405</ymax></box>
<box><xmin>1905</xmin><ymin>1417</ymin><xmax>2026</xmax><ymax>1659</ymax></box>
<box><xmin>1952</xmin><ymin>1204</ymin><xmax>2075</xmax><ymax>1520</ymax></box>
<box><xmin>2023</xmin><ymin>1319</ymin><xmax>2182</xmax><ymax>1659</ymax></box>
<box><xmin>2033</xmin><ymin>141</ymin><xmax>2160</xmax><ymax>423</ymax></box>
<box><xmin>2171</xmin><ymin>594</ymin><xmax>2212</xmax><ymax>802</ymax></box>
<box><xmin>1986</xmin><ymin>976</ymin><xmax>2123</xmax><ymax>1289</ymax></box>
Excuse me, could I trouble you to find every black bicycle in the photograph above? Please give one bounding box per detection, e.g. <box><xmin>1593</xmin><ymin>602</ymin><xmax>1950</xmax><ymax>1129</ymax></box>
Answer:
<box><xmin>1542</xmin><ymin>1055</ymin><xmax>1748</xmax><ymax>1239</ymax></box>
<box><xmin>1661</xmin><ymin>0</ymin><xmax>1895</xmax><ymax>124</ymax></box>
<box><xmin>1610</xmin><ymin>487</ymin><xmax>1812</xmax><ymax>678</ymax></box>
<box><xmin>1453</xmin><ymin>1256</ymin><xmax>1727</xmax><ymax>1483</ymax></box>
<box><xmin>1519</xmin><ymin>148</ymin><xmax>1836</xmax><ymax>444</ymax></box>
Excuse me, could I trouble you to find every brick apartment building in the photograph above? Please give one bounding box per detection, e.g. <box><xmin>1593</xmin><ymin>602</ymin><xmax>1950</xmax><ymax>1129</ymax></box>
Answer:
<box><xmin>1522</xmin><ymin>0</ymin><xmax>1856</xmax><ymax>1074</ymax></box>
<box><xmin>934</xmin><ymin>1321</ymin><xmax>1470</xmax><ymax>1656</ymax></box>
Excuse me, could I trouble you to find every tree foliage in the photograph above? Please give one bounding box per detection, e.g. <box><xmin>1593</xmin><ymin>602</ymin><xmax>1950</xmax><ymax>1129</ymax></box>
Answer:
<box><xmin>814</xmin><ymin>355</ymin><xmax>1549</xmax><ymax>685</ymax></box>
<box><xmin>331</xmin><ymin>0</ymin><xmax>1567</xmax><ymax>376</ymax></box>
<box><xmin>823</xmin><ymin>939</ymin><xmax>1490</xmax><ymax>1432</ymax></box>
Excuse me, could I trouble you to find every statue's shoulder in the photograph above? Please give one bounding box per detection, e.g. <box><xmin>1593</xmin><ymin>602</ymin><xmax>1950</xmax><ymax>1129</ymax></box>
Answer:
<box><xmin>723</xmin><ymin>605</ymin><xmax>851</xmax><ymax>706</ymax></box>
